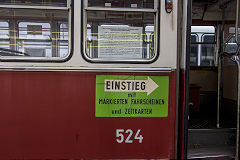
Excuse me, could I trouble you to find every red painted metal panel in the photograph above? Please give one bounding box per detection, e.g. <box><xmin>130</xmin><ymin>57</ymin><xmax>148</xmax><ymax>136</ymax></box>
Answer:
<box><xmin>0</xmin><ymin>71</ymin><xmax>176</xmax><ymax>159</ymax></box>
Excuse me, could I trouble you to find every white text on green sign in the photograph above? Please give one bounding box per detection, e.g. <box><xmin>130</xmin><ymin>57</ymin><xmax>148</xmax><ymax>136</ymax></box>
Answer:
<box><xmin>104</xmin><ymin>77</ymin><xmax>159</xmax><ymax>96</ymax></box>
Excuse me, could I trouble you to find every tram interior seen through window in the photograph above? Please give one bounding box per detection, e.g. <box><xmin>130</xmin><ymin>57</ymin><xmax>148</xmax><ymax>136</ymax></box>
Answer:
<box><xmin>0</xmin><ymin>0</ymin><xmax>70</xmax><ymax>59</ymax></box>
<box><xmin>84</xmin><ymin>0</ymin><xmax>157</xmax><ymax>61</ymax></box>
<box><xmin>190</xmin><ymin>26</ymin><xmax>216</xmax><ymax>66</ymax></box>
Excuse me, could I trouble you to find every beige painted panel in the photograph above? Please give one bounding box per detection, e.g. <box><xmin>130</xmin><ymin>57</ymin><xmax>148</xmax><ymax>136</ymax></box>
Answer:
<box><xmin>0</xmin><ymin>0</ymin><xmax>179</xmax><ymax>69</ymax></box>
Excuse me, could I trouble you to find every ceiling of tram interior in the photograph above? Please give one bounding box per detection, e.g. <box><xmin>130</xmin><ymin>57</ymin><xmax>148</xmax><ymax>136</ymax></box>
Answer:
<box><xmin>192</xmin><ymin>0</ymin><xmax>236</xmax><ymax>21</ymax></box>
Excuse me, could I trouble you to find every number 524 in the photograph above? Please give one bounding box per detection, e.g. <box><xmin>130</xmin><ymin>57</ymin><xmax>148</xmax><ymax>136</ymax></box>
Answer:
<box><xmin>116</xmin><ymin>129</ymin><xmax>143</xmax><ymax>143</ymax></box>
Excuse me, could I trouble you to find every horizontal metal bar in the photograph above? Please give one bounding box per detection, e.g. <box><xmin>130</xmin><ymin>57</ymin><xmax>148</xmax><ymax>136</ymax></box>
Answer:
<box><xmin>0</xmin><ymin>5</ymin><xmax>69</xmax><ymax>10</ymax></box>
<box><xmin>0</xmin><ymin>54</ymin><xmax>69</xmax><ymax>61</ymax></box>
<box><xmin>0</xmin><ymin>66</ymin><xmax>173</xmax><ymax>73</ymax></box>
<box><xmin>188</xmin><ymin>128</ymin><xmax>236</xmax><ymax>132</ymax></box>
<box><xmin>0</xmin><ymin>37</ymin><xmax>68</xmax><ymax>41</ymax></box>
<box><xmin>85</xmin><ymin>6</ymin><xmax>157</xmax><ymax>12</ymax></box>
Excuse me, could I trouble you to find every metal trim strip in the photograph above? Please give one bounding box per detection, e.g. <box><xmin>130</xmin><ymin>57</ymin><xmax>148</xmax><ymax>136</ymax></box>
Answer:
<box><xmin>0</xmin><ymin>66</ymin><xmax>173</xmax><ymax>72</ymax></box>
<box><xmin>85</xmin><ymin>7</ymin><xmax>157</xmax><ymax>12</ymax></box>
<box><xmin>0</xmin><ymin>5</ymin><xmax>69</xmax><ymax>10</ymax></box>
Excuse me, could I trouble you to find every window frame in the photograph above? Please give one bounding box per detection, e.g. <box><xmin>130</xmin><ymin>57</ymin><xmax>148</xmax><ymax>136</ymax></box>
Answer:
<box><xmin>0</xmin><ymin>0</ymin><xmax>73</xmax><ymax>62</ymax></box>
<box><xmin>81</xmin><ymin>0</ymin><xmax>160</xmax><ymax>63</ymax></box>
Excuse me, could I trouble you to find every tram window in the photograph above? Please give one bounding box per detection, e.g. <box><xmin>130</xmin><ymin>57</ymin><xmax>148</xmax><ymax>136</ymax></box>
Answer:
<box><xmin>225</xmin><ymin>35</ymin><xmax>240</xmax><ymax>54</ymax></box>
<box><xmin>0</xmin><ymin>0</ymin><xmax>71</xmax><ymax>61</ymax></box>
<box><xmin>83</xmin><ymin>0</ymin><xmax>158</xmax><ymax>62</ymax></box>
<box><xmin>190</xmin><ymin>26</ymin><xmax>216</xmax><ymax>66</ymax></box>
<box><xmin>190</xmin><ymin>34</ymin><xmax>198</xmax><ymax>66</ymax></box>
<box><xmin>201</xmin><ymin>34</ymin><xmax>215</xmax><ymax>66</ymax></box>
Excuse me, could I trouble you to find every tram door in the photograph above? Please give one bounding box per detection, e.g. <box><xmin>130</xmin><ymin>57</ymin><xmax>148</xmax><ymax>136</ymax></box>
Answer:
<box><xmin>185</xmin><ymin>0</ymin><xmax>240</xmax><ymax>159</ymax></box>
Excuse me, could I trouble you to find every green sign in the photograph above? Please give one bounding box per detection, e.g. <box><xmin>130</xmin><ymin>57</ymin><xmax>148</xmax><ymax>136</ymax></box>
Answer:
<box><xmin>95</xmin><ymin>75</ymin><xmax>169</xmax><ymax>117</ymax></box>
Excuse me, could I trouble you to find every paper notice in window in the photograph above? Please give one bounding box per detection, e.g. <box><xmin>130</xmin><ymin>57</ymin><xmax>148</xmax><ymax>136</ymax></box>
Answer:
<box><xmin>27</xmin><ymin>25</ymin><xmax>42</xmax><ymax>35</ymax></box>
<box><xmin>98</xmin><ymin>26</ymin><xmax>143</xmax><ymax>59</ymax></box>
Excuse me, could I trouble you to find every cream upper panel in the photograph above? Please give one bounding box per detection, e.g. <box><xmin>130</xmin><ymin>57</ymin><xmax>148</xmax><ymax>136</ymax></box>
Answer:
<box><xmin>0</xmin><ymin>0</ymin><xmax>178</xmax><ymax>70</ymax></box>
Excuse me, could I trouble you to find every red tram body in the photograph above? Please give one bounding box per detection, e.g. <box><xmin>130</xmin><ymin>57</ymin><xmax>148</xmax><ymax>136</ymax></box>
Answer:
<box><xmin>0</xmin><ymin>71</ymin><xmax>177</xmax><ymax>159</ymax></box>
<box><xmin>0</xmin><ymin>0</ymin><xmax>240</xmax><ymax>159</ymax></box>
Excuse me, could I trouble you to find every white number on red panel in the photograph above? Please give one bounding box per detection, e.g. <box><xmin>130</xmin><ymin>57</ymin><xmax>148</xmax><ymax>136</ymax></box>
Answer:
<box><xmin>116</xmin><ymin>129</ymin><xmax>143</xmax><ymax>143</ymax></box>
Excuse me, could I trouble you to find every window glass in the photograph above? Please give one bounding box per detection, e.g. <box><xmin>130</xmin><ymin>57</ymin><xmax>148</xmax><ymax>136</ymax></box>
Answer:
<box><xmin>84</xmin><ymin>0</ymin><xmax>157</xmax><ymax>62</ymax></box>
<box><xmin>18</xmin><ymin>22</ymin><xmax>51</xmax><ymax>57</ymax></box>
<box><xmin>0</xmin><ymin>22</ymin><xmax>10</xmax><ymax>56</ymax></box>
<box><xmin>86</xmin><ymin>11</ymin><xmax>155</xmax><ymax>60</ymax></box>
<box><xmin>59</xmin><ymin>23</ymin><xmax>69</xmax><ymax>57</ymax></box>
<box><xmin>0</xmin><ymin>0</ymin><xmax>67</xmax><ymax>7</ymax></box>
<box><xmin>224</xmin><ymin>35</ymin><xmax>240</xmax><ymax>54</ymax></box>
<box><xmin>190</xmin><ymin>34</ymin><xmax>198</xmax><ymax>66</ymax></box>
<box><xmin>201</xmin><ymin>34</ymin><xmax>215</xmax><ymax>66</ymax></box>
<box><xmin>0</xmin><ymin>7</ymin><xmax>69</xmax><ymax>59</ymax></box>
<box><xmin>190</xmin><ymin>26</ymin><xmax>216</xmax><ymax>66</ymax></box>
<box><xmin>88</xmin><ymin>0</ymin><xmax>154</xmax><ymax>9</ymax></box>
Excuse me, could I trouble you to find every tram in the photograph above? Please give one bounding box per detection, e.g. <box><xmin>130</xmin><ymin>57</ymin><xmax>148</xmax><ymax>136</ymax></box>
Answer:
<box><xmin>0</xmin><ymin>0</ymin><xmax>239</xmax><ymax>159</ymax></box>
